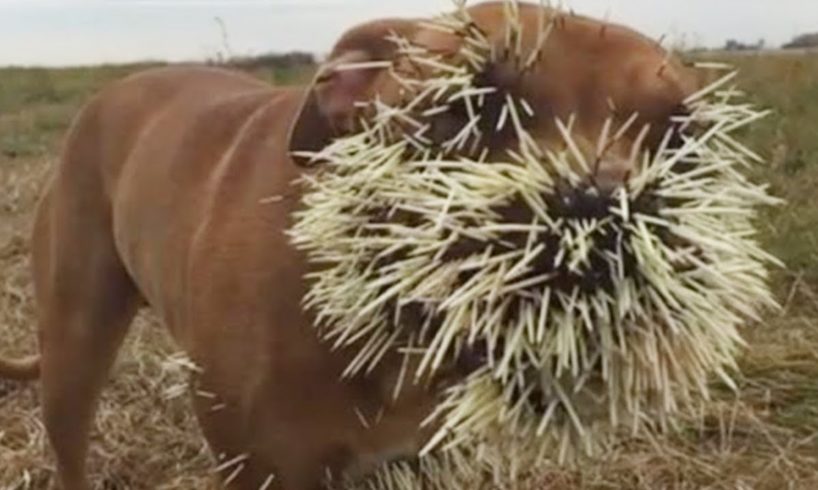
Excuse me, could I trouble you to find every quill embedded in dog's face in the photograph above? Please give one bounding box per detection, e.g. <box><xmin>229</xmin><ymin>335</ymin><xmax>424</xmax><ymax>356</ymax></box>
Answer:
<box><xmin>290</xmin><ymin>3</ymin><xmax>777</xmax><ymax>484</ymax></box>
<box><xmin>288</xmin><ymin>0</ymin><xmax>703</xmax><ymax>433</ymax></box>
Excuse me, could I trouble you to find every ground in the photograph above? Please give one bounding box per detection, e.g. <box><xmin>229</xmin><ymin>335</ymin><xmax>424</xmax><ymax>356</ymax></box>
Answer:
<box><xmin>0</xmin><ymin>55</ymin><xmax>816</xmax><ymax>489</ymax></box>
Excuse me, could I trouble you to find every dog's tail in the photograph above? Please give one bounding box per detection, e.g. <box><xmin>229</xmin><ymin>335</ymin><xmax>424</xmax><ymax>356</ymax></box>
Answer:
<box><xmin>0</xmin><ymin>355</ymin><xmax>40</xmax><ymax>381</ymax></box>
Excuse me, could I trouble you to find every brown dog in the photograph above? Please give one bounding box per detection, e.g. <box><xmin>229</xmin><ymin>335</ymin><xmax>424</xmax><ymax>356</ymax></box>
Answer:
<box><xmin>0</xmin><ymin>2</ymin><xmax>697</xmax><ymax>489</ymax></box>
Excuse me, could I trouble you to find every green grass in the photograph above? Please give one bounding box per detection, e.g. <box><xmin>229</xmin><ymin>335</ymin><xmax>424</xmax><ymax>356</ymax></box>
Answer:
<box><xmin>0</xmin><ymin>65</ymin><xmax>159</xmax><ymax>159</ymax></box>
<box><xmin>731</xmin><ymin>55</ymin><xmax>818</xmax><ymax>280</ymax></box>
<box><xmin>0</xmin><ymin>63</ymin><xmax>312</xmax><ymax>159</ymax></box>
<box><xmin>719</xmin><ymin>53</ymin><xmax>818</xmax><ymax>453</ymax></box>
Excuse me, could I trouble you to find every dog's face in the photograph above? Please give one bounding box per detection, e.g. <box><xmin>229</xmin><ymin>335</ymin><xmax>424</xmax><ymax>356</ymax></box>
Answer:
<box><xmin>289</xmin><ymin>1</ymin><xmax>698</xmax><ymax>191</ymax></box>
<box><xmin>289</xmin><ymin>1</ymin><xmax>703</xmax><ymax>475</ymax></box>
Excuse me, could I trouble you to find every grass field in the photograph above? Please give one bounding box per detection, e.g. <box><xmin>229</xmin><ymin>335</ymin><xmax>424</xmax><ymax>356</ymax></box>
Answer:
<box><xmin>1</xmin><ymin>54</ymin><xmax>817</xmax><ymax>489</ymax></box>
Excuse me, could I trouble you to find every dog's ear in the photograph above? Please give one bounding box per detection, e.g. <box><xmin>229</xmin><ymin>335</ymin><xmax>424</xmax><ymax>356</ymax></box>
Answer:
<box><xmin>288</xmin><ymin>19</ymin><xmax>418</xmax><ymax>165</ymax></box>
<box><xmin>287</xmin><ymin>50</ymin><xmax>374</xmax><ymax>164</ymax></box>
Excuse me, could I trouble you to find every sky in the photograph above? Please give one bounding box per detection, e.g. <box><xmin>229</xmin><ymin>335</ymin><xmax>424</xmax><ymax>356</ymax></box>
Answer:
<box><xmin>0</xmin><ymin>0</ymin><xmax>814</xmax><ymax>67</ymax></box>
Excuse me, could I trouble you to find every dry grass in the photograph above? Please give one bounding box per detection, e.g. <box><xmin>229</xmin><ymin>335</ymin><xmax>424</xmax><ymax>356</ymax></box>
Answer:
<box><xmin>1</xmin><ymin>55</ymin><xmax>818</xmax><ymax>489</ymax></box>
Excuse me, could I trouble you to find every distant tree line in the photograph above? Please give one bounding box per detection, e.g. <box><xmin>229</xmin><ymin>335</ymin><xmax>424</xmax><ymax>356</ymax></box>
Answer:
<box><xmin>783</xmin><ymin>33</ymin><xmax>818</xmax><ymax>49</ymax></box>
<box><xmin>723</xmin><ymin>39</ymin><xmax>766</xmax><ymax>51</ymax></box>
<box><xmin>226</xmin><ymin>52</ymin><xmax>316</xmax><ymax>70</ymax></box>
<box><xmin>721</xmin><ymin>32</ymin><xmax>818</xmax><ymax>51</ymax></box>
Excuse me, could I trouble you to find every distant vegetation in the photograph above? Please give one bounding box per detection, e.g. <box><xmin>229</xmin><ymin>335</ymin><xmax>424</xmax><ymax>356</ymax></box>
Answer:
<box><xmin>210</xmin><ymin>51</ymin><xmax>317</xmax><ymax>85</ymax></box>
<box><xmin>719</xmin><ymin>32</ymin><xmax>818</xmax><ymax>52</ymax></box>
<box><xmin>723</xmin><ymin>39</ymin><xmax>766</xmax><ymax>52</ymax></box>
<box><xmin>223</xmin><ymin>51</ymin><xmax>316</xmax><ymax>71</ymax></box>
<box><xmin>784</xmin><ymin>32</ymin><xmax>818</xmax><ymax>49</ymax></box>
